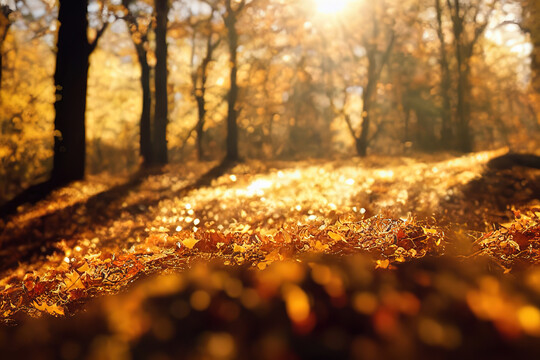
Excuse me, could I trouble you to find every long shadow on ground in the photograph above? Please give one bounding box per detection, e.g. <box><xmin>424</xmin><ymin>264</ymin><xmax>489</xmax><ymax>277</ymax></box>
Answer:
<box><xmin>0</xmin><ymin>160</ymin><xmax>236</xmax><ymax>275</ymax></box>
<box><xmin>440</xmin><ymin>154</ymin><xmax>540</xmax><ymax>230</ymax></box>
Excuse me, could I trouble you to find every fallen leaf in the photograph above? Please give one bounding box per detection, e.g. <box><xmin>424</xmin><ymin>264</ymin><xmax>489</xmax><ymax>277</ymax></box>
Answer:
<box><xmin>63</xmin><ymin>271</ymin><xmax>85</xmax><ymax>290</ymax></box>
<box><xmin>182</xmin><ymin>237</ymin><xmax>199</xmax><ymax>249</ymax></box>
<box><xmin>234</xmin><ymin>244</ymin><xmax>246</xmax><ymax>253</ymax></box>
<box><xmin>34</xmin><ymin>301</ymin><xmax>65</xmax><ymax>316</ymax></box>
<box><xmin>328</xmin><ymin>231</ymin><xmax>344</xmax><ymax>241</ymax></box>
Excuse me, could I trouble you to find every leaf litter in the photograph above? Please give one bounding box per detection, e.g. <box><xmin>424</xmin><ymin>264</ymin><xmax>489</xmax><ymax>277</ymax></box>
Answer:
<box><xmin>0</xmin><ymin>149</ymin><xmax>539</xmax><ymax>353</ymax></box>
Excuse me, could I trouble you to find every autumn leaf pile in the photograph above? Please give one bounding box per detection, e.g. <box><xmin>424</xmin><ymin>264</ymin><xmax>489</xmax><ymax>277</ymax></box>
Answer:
<box><xmin>474</xmin><ymin>209</ymin><xmax>540</xmax><ymax>270</ymax></box>
<box><xmin>0</xmin><ymin>213</ymin><xmax>446</xmax><ymax>322</ymax></box>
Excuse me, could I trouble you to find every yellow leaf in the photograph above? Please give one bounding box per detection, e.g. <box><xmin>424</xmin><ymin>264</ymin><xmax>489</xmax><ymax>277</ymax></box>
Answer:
<box><xmin>376</xmin><ymin>259</ymin><xmax>390</xmax><ymax>269</ymax></box>
<box><xmin>313</xmin><ymin>241</ymin><xmax>329</xmax><ymax>252</ymax></box>
<box><xmin>63</xmin><ymin>271</ymin><xmax>85</xmax><ymax>290</ymax></box>
<box><xmin>34</xmin><ymin>301</ymin><xmax>64</xmax><ymax>316</ymax></box>
<box><xmin>233</xmin><ymin>244</ymin><xmax>246</xmax><ymax>253</ymax></box>
<box><xmin>182</xmin><ymin>237</ymin><xmax>199</xmax><ymax>249</ymax></box>
<box><xmin>77</xmin><ymin>262</ymin><xmax>90</xmax><ymax>273</ymax></box>
<box><xmin>328</xmin><ymin>231</ymin><xmax>344</xmax><ymax>241</ymax></box>
<box><xmin>423</xmin><ymin>227</ymin><xmax>438</xmax><ymax>235</ymax></box>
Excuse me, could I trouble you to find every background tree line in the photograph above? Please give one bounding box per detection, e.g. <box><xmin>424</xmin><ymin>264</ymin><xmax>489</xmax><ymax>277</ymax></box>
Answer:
<box><xmin>0</xmin><ymin>0</ymin><xmax>538</xmax><ymax>205</ymax></box>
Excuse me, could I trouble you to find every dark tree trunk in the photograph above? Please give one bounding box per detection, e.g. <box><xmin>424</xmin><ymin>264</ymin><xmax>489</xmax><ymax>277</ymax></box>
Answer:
<box><xmin>194</xmin><ymin>31</ymin><xmax>217</xmax><ymax>161</ymax></box>
<box><xmin>138</xmin><ymin>45</ymin><xmax>152</xmax><ymax>165</ymax></box>
<box><xmin>52</xmin><ymin>0</ymin><xmax>91</xmax><ymax>185</ymax></box>
<box><xmin>447</xmin><ymin>0</ymin><xmax>488</xmax><ymax>153</ymax></box>
<box><xmin>356</xmin><ymin>101</ymin><xmax>371</xmax><ymax>157</ymax></box>
<box><xmin>0</xmin><ymin>0</ymin><xmax>108</xmax><ymax>216</ymax></box>
<box><xmin>455</xmin><ymin>62</ymin><xmax>472</xmax><ymax>152</ymax></box>
<box><xmin>357</xmin><ymin>42</ymin><xmax>377</xmax><ymax>157</ymax></box>
<box><xmin>523</xmin><ymin>0</ymin><xmax>540</xmax><ymax>93</ymax></box>
<box><xmin>195</xmin><ymin>95</ymin><xmax>206</xmax><ymax>160</ymax></box>
<box><xmin>0</xmin><ymin>6</ymin><xmax>12</xmax><ymax>91</ymax></box>
<box><xmin>123</xmin><ymin>1</ymin><xmax>153</xmax><ymax>166</ymax></box>
<box><xmin>152</xmin><ymin>0</ymin><xmax>169</xmax><ymax>165</ymax></box>
<box><xmin>0</xmin><ymin>37</ymin><xmax>3</xmax><ymax>89</ymax></box>
<box><xmin>450</xmin><ymin>0</ymin><xmax>472</xmax><ymax>153</ymax></box>
<box><xmin>435</xmin><ymin>0</ymin><xmax>453</xmax><ymax>147</ymax></box>
<box><xmin>224</xmin><ymin>0</ymin><xmax>240</xmax><ymax>162</ymax></box>
<box><xmin>354</xmin><ymin>7</ymin><xmax>394</xmax><ymax>157</ymax></box>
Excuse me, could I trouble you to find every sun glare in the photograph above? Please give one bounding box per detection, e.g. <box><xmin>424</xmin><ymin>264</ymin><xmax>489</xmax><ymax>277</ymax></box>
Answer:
<box><xmin>314</xmin><ymin>0</ymin><xmax>349</xmax><ymax>14</ymax></box>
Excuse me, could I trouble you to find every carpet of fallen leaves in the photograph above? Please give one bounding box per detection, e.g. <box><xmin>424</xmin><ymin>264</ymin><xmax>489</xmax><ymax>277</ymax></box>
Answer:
<box><xmin>0</xmin><ymin>149</ymin><xmax>539</xmax><ymax>359</ymax></box>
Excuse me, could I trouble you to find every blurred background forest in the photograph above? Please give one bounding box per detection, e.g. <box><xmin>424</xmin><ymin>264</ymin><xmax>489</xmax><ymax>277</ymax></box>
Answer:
<box><xmin>0</xmin><ymin>0</ymin><xmax>539</xmax><ymax>205</ymax></box>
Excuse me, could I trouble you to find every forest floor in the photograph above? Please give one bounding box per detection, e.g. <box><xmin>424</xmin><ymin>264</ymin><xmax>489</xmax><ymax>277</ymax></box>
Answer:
<box><xmin>0</xmin><ymin>148</ymin><xmax>539</xmax><ymax>359</ymax></box>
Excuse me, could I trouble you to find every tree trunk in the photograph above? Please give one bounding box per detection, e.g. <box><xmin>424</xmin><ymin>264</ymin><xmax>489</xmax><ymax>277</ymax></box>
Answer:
<box><xmin>194</xmin><ymin>32</ymin><xmax>216</xmax><ymax>161</ymax></box>
<box><xmin>135</xmin><ymin>44</ymin><xmax>152</xmax><ymax>165</ymax></box>
<box><xmin>357</xmin><ymin>46</ymin><xmax>377</xmax><ymax>157</ymax></box>
<box><xmin>451</xmin><ymin>0</ymin><xmax>472</xmax><ymax>153</ymax></box>
<box><xmin>355</xmin><ymin>7</ymin><xmax>393</xmax><ymax>157</ymax></box>
<box><xmin>435</xmin><ymin>0</ymin><xmax>453</xmax><ymax>147</ymax></box>
<box><xmin>455</xmin><ymin>63</ymin><xmax>472</xmax><ymax>152</ymax></box>
<box><xmin>356</xmin><ymin>101</ymin><xmax>370</xmax><ymax>157</ymax></box>
<box><xmin>152</xmin><ymin>0</ymin><xmax>169</xmax><ymax>165</ymax></box>
<box><xmin>0</xmin><ymin>0</ymin><xmax>108</xmax><ymax>216</ymax></box>
<box><xmin>124</xmin><ymin>3</ymin><xmax>153</xmax><ymax>166</ymax></box>
<box><xmin>523</xmin><ymin>0</ymin><xmax>540</xmax><ymax>93</ymax></box>
<box><xmin>0</xmin><ymin>6</ymin><xmax>12</xmax><ymax>91</ymax></box>
<box><xmin>195</xmin><ymin>95</ymin><xmax>206</xmax><ymax>161</ymax></box>
<box><xmin>224</xmin><ymin>1</ymin><xmax>239</xmax><ymax>162</ymax></box>
<box><xmin>52</xmin><ymin>0</ymin><xmax>90</xmax><ymax>185</ymax></box>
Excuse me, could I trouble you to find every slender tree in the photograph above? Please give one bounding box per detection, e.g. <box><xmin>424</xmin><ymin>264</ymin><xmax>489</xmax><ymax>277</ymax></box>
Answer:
<box><xmin>520</xmin><ymin>0</ymin><xmax>540</xmax><ymax>129</ymax></box>
<box><xmin>223</xmin><ymin>0</ymin><xmax>245</xmax><ymax>162</ymax></box>
<box><xmin>435</xmin><ymin>0</ymin><xmax>453</xmax><ymax>147</ymax></box>
<box><xmin>335</xmin><ymin>3</ymin><xmax>394</xmax><ymax>157</ymax></box>
<box><xmin>122</xmin><ymin>0</ymin><xmax>153</xmax><ymax>165</ymax></box>
<box><xmin>522</xmin><ymin>0</ymin><xmax>540</xmax><ymax>93</ymax></box>
<box><xmin>446</xmin><ymin>0</ymin><xmax>492</xmax><ymax>153</ymax></box>
<box><xmin>189</xmin><ymin>9</ymin><xmax>221</xmax><ymax>161</ymax></box>
<box><xmin>152</xmin><ymin>0</ymin><xmax>169</xmax><ymax>164</ymax></box>
<box><xmin>356</xmin><ymin>19</ymin><xmax>394</xmax><ymax>157</ymax></box>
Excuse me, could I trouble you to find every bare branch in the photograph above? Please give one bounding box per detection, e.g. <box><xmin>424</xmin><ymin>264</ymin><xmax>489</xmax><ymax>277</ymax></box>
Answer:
<box><xmin>375</xmin><ymin>30</ymin><xmax>395</xmax><ymax>80</ymax></box>
<box><xmin>89</xmin><ymin>21</ymin><xmax>109</xmax><ymax>53</ymax></box>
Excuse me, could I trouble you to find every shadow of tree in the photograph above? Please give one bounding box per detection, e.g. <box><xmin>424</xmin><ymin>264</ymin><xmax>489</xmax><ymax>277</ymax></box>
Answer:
<box><xmin>440</xmin><ymin>165</ymin><xmax>539</xmax><ymax>230</ymax></box>
<box><xmin>0</xmin><ymin>160</ymin><xmax>237</xmax><ymax>274</ymax></box>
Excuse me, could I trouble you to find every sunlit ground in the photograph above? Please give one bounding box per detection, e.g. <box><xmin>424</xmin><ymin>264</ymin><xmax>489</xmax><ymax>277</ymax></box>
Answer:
<box><xmin>0</xmin><ymin>149</ymin><xmax>539</xmax><ymax>358</ymax></box>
